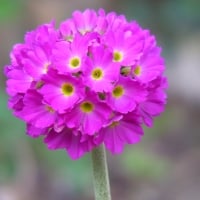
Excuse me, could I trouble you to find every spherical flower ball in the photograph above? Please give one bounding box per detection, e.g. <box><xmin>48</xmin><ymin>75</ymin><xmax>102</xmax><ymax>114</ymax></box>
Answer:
<box><xmin>4</xmin><ymin>9</ymin><xmax>168</xmax><ymax>159</ymax></box>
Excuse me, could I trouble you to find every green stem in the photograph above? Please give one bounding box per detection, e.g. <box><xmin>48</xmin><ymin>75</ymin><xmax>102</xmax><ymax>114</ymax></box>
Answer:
<box><xmin>91</xmin><ymin>144</ymin><xmax>111</xmax><ymax>200</ymax></box>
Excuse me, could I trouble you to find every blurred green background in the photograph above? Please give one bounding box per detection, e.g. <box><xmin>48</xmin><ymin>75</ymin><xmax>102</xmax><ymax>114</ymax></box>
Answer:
<box><xmin>1</xmin><ymin>0</ymin><xmax>200</xmax><ymax>200</ymax></box>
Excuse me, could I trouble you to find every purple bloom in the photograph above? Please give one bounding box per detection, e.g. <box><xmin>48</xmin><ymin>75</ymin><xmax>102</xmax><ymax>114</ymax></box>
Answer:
<box><xmin>6</xmin><ymin>67</ymin><xmax>33</xmax><ymax>96</ymax></box>
<box><xmin>22</xmin><ymin>45</ymin><xmax>52</xmax><ymax>79</ymax></box>
<box><xmin>132</xmin><ymin>46</ymin><xmax>165</xmax><ymax>83</ymax></box>
<box><xmin>53</xmin><ymin>33</ymin><xmax>92</xmax><ymax>74</ymax></box>
<box><xmin>107</xmin><ymin>76</ymin><xmax>147</xmax><ymax>113</ymax></box>
<box><xmin>39</xmin><ymin>69</ymin><xmax>85</xmax><ymax>113</ymax></box>
<box><xmin>27</xmin><ymin>124</ymin><xmax>48</xmax><ymax>138</ymax></box>
<box><xmin>139</xmin><ymin>76</ymin><xmax>168</xmax><ymax>127</ymax></box>
<box><xmin>96</xmin><ymin>113</ymin><xmax>143</xmax><ymax>154</ymax></box>
<box><xmin>19</xmin><ymin>90</ymin><xmax>57</xmax><ymax>129</ymax></box>
<box><xmin>65</xmin><ymin>92</ymin><xmax>112</xmax><ymax>135</ymax></box>
<box><xmin>103</xmin><ymin>27</ymin><xmax>143</xmax><ymax>66</ymax></box>
<box><xmin>83</xmin><ymin>45</ymin><xmax>120</xmax><ymax>92</ymax></box>
<box><xmin>44</xmin><ymin>128</ymin><xmax>98</xmax><ymax>159</ymax></box>
<box><xmin>23</xmin><ymin>22</ymin><xmax>57</xmax><ymax>80</ymax></box>
<box><xmin>72</xmin><ymin>9</ymin><xmax>98</xmax><ymax>35</ymax></box>
<box><xmin>4</xmin><ymin>9</ymin><xmax>167</xmax><ymax>159</ymax></box>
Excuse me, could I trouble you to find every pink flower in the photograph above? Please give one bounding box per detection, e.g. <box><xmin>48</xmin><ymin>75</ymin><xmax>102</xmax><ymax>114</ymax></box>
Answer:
<box><xmin>65</xmin><ymin>92</ymin><xmax>112</xmax><ymax>135</ymax></box>
<box><xmin>96</xmin><ymin>113</ymin><xmax>143</xmax><ymax>154</ymax></box>
<box><xmin>72</xmin><ymin>9</ymin><xmax>98</xmax><ymax>35</ymax></box>
<box><xmin>25</xmin><ymin>22</ymin><xmax>57</xmax><ymax>47</ymax></box>
<box><xmin>27</xmin><ymin>124</ymin><xmax>48</xmax><ymax>138</ymax></box>
<box><xmin>22</xmin><ymin>45</ymin><xmax>52</xmax><ymax>79</ymax></box>
<box><xmin>40</xmin><ymin>69</ymin><xmax>85</xmax><ymax>113</ymax></box>
<box><xmin>107</xmin><ymin>76</ymin><xmax>147</xmax><ymax>113</ymax></box>
<box><xmin>44</xmin><ymin>128</ymin><xmax>98</xmax><ymax>159</ymax></box>
<box><xmin>103</xmin><ymin>21</ymin><xmax>144</xmax><ymax>66</ymax></box>
<box><xmin>4</xmin><ymin>9</ymin><xmax>167</xmax><ymax>159</ymax></box>
<box><xmin>53</xmin><ymin>33</ymin><xmax>93</xmax><ymax>74</ymax></box>
<box><xmin>6</xmin><ymin>67</ymin><xmax>32</xmax><ymax>96</ymax></box>
<box><xmin>132</xmin><ymin>47</ymin><xmax>165</xmax><ymax>83</ymax></box>
<box><xmin>19</xmin><ymin>90</ymin><xmax>57</xmax><ymax>129</ymax></box>
<box><xmin>139</xmin><ymin>76</ymin><xmax>168</xmax><ymax>127</ymax></box>
<box><xmin>83</xmin><ymin>45</ymin><xmax>120</xmax><ymax>92</ymax></box>
<box><xmin>23</xmin><ymin>22</ymin><xmax>57</xmax><ymax>80</ymax></box>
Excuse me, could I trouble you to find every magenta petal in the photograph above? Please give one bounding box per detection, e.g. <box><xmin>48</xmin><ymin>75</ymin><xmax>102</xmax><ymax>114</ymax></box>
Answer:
<box><xmin>100</xmin><ymin>113</ymin><xmax>143</xmax><ymax>154</ymax></box>
<box><xmin>27</xmin><ymin>124</ymin><xmax>47</xmax><ymax>138</ymax></box>
<box><xmin>83</xmin><ymin>45</ymin><xmax>120</xmax><ymax>92</ymax></box>
<box><xmin>45</xmin><ymin>128</ymin><xmax>96</xmax><ymax>159</ymax></box>
<box><xmin>107</xmin><ymin>77</ymin><xmax>147</xmax><ymax>113</ymax></box>
<box><xmin>20</xmin><ymin>90</ymin><xmax>57</xmax><ymax>128</ymax></box>
<box><xmin>40</xmin><ymin>70</ymin><xmax>85</xmax><ymax>113</ymax></box>
<box><xmin>65</xmin><ymin>93</ymin><xmax>112</xmax><ymax>135</ymax></box>
<box><xmin>6</xmin><ymin>68</ymin><xmax>33</xmax><ymax>96</ymax></box>
<box><xmin>44</xmin><ymin>128</ymin><xmax>73</xmax><ymax>149</ymax></box>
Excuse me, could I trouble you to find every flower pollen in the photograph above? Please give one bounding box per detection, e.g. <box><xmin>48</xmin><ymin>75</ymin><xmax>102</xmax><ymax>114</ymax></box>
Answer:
<box><xmin>69</xmin><ymin>57</ymin><xmax>80</xmax><ymax>68</ymax></box>
<box><xmin>91</xmin><ymin>68</ymin><xmax>104</xmax><ymax>80</ymax></box>
<box><xmin>80</xmin><ymin>101</ymin><xmax>94</xmax><ymax>113</ymax></box>
<box><xmin>61</xmin><ymin>83</ymin><xmax>74</xmax><ymax>96</ymax></box>
<box><xmin>112</xmin><ymin>85</ymin><xmax>124</xmax><ymax>98</ymax></box>
<box><xmin>133</xmin><ymin>66</ymin><xmax>142</xmax><ymax>76</ymax></box>
<box><xmin>113</xmin><ymin>51</ymin><xmax>123</xmax><ymax>62</ymax></box>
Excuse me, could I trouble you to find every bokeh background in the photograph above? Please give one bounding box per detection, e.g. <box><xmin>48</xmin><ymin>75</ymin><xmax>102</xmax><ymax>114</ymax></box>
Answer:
<box><xmin>1</xmin><ymin>0</ymin><xmax>200</xmax><ymax>200</ymax></box>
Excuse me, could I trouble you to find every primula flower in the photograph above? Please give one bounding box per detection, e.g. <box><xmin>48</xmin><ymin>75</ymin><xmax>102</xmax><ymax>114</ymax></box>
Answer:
<box><xmin>104</xmin><ymin>28</ymin><xmax>143</xmax><ymax>66</ymax></box>
<box><xmin>6</xmin><ymin>67</ymin><xmax>33</xmax><ymax>96</ymax></box>
<box><xmin>107</xmin><ymin>76</ymin><xmax>147</xmax><ymax>113</ymax></box>
<box><xmin>44</xmin><ymin>128</ymin><xmax>98</xmax><ymax>159</ymax></box>
<box><xmin>4</xmin><ymin>9</ymin><xmax>167</xmax><ymax>159</ymax></box>
<box><xmin>96</xmin><ymin>113</ymin><xmax>144</xmax><ymax>154</ymax></box>
<box><xmin>40</xmin><ymin>69</ymin><xmax>85</xmax><ymax>113</ymax></box>
<box><xmin>72</xmin><ymin>9</ymin><xmax>98</xmax><ymax>35</ymax></box>
<box><xmin>22</xmin><ymin>22</ymin><xmax>57</xmax><ymax>80</ymax></box>
<box><xmin>53</xmin><ymin>33</ymin><xmax>93</xmax><ymax>74</ymax></box>
<box><xmin>20</xmin><ymin>90</ymin><xmax>57</xmax><ymax>129</ymax></box>
<box><xmin>83</xmin><ymin>45</ymin><xmax>120</xmax><ymax>92</ymax></box>
<box><xmin>65</xmin><ymin>92</ymin><xmax>112</xmax><ymax>135</ymax></box>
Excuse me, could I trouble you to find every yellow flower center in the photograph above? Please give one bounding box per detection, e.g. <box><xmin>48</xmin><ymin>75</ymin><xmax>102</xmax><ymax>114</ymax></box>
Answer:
<box><xmin>80</xmin><ymin>101</ymin><xmax>94</xmax><ymax>113</ymax></box>
<box><xmin>112</xmin><ymin>85</ymin><xmax>124</xmax><ymax>98</ymax></box>
<box><xmin>113</xmin><ymin>51</ymin><xmax>123</xmax><ymax>62</ymax></box>
<box><xmin>91</xmin><ymin>68</ymin><xmax>104</xmax><ymax>80</ymax></box>
<box><xmin>69</xmin><ymin>57</ymin><xmax>81</xmax><ymax>68</ymax></box>
<box><xmin>133</xmin><ymin>66</ymin><xmax>142</xmax><ymax>76</ymax></box>
<box><xmin>61</xmin><ymin>83</ymin><xmax>74</xmax><ymax>96</ymax></box>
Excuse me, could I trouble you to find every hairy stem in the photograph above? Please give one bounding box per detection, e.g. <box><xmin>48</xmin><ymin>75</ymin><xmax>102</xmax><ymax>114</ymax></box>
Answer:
<box><xmin>91</xmin><ymin>144</ymin><xmax>111</xmax><ymax>200</ymax></box>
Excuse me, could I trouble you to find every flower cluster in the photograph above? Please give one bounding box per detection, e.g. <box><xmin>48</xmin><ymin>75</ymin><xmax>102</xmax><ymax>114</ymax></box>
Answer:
<box><xmin>5</xmin><ymin>9</ymin><xmax>167</xmax><ymax>159</ymax></box>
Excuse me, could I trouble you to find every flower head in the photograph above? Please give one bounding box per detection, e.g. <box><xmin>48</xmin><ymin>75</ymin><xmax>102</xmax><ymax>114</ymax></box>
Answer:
<box><xmin>4</xmin><ymin>9</ymin><xmax>167</xmax><ymax>159</ymax></box>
